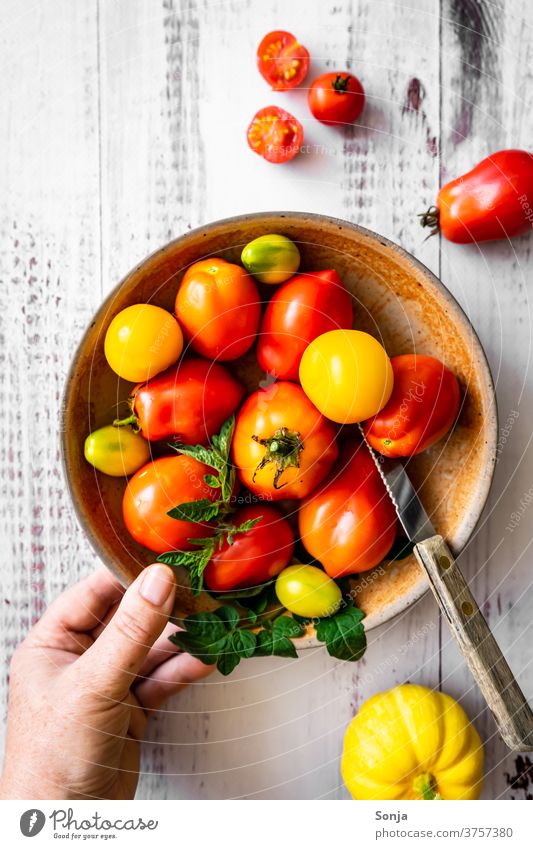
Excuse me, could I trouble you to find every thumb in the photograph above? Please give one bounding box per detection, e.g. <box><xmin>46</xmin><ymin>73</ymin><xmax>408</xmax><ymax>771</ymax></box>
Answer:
<box><xmin>76</xmin><ymin>563</ymin><xmax>176</xmax><ymax>700</ymax></box>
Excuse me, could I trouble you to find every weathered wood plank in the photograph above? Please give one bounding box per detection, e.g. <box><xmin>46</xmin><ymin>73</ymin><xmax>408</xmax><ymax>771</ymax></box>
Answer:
<box><xmin>439</xmin><ymin>0</ymin><xmax>533</xmax><ymax>800</ymax></box>
<box><xmin>0</xmin><ymin>0</ymin><xmax>101</xmax><ymax>750</ymax></box>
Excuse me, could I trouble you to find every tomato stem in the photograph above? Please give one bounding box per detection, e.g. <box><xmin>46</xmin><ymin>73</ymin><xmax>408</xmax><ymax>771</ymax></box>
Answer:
<box><xmin>113</xmin><ymin>413</ymin><xmax>140</xmax><ymax>432</ymax></box>
<box><xmin>413</xmin><ymin>772</ymin><xmax>440</xmax><ymax>800</ymax></box>
<box><xmin>418</xmin><ymin>205</ymin><xmax>440</xmax><ymax>237</ymax></box>
<box><xmin>332</xmin><ymin>74</ymin><xmax>351</xmax><ymax>92</ymax></box>
<box><xmin>252</xmin><ymin>427</ymin><xmax>303</xmax><ymax>490</ymax></box>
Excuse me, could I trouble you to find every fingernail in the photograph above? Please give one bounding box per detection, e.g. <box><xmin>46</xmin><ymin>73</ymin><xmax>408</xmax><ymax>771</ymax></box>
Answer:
<box><xmin>139</xmin><ymin>564</ymin><xmax>175</xmax><ymax>606</ymax></box>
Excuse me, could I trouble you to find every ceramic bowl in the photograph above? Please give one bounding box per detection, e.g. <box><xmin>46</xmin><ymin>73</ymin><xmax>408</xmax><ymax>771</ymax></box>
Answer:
<box><xmin>62</xmin><ymin>212</ymin><xmax>497</xmax><ymax>643</ymax></box>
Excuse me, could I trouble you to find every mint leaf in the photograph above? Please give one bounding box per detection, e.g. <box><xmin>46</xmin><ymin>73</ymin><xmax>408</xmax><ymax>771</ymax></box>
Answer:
<box><xmin>215</xmin><ymin>605</ymin><xmax>240</xmax><ymax>631</ymax></box>
<box><xmin>254</xmin><ymin>630</ymin><xmax>298</xmax><ymax>658</ymax></box>
<box><xmin>216</xmin><ymin>630</ymin><xmax>256</xmax><ymax>676</ymax></box>
<box><xmin>176</xmin><ymin>611</ymin><xmax>228</xmax><ymax>641</ymax></box>
<box><xmin>315</xmin><ymin>603</ymin><xmax>366</xmax><ymax>662</ymax></box>
<box><xmin>167</xmin><ymin>498</ymin><xmax>222</xmax><ymax>523</ymax></box>
<box><xmin>169</xmin><ymin>632</ymin><xmax>228</xmax><ymax>665</ymax></box>
<box><xmin>272</xmin><ymin>616</ymin><xmax>305</xmax><ymax>640</ymax></box>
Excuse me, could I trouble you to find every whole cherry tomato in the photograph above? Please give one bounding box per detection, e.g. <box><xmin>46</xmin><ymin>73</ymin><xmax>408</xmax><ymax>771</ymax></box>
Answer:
<box><xmin>104</xmin><ymin>304</ymin><xmax>183</xmax><ymax>382</ymax></box>
<box><xmin>308</xmin><ymin>72</ymin><xmax>365</xmax><ymax>125</ymax></box>
<box><xmin>257</xmin><ymin>269</ymin><xmax>353</xmax><ymax>381</ymax></box>
<box><xmin>175</xmin><ymin>258</ymin><xmax>261</xmax><ymax>360</ymax></box>
<box><xmin>84</xmin><ymin>425</ymin><xmax>150</xmax><ymax>477</ymax></box>
<box><xmin>299</xmin><ymin>440</ymin><xmax>397</xmax><ymax>577</ymax></box>
<box><xmin>232</xmin><ymin>381</ymin><xmax>338</xmax><ymax>501</ymax></box>
<box><xmin>363</xmin><ymin>355</ymin><xmax>461</xmax><ymax>457</ymax></box>
<box><xmin>203</xmin><ymin>505</ymin><xmax>294</xmax><ymax>592</ymax></box>
<box><xmin>114</xmin><ymin>358</ymin><xmax>244</xmax><ymax>445</ymax></box>
<box><xmin>247</xmin><ymin>106</ymin><xmax>304</xmax><ymax>164</ymax></box>
<box><xmin>299</xmin><ymin>329</ymin><xmax>393</xmax><ymax>423</ymax></box>
<box><xmin>420</xmin><ymin>149</ymin><xmax>533</xmax><ymax>243</ymax></box>
<box><xmin>275</xmin><ymin>563</ymin><xmax>342</xmax><ymax>618</ymax></box>
<box><xmin>123</xmin><ymin>455</ymin><xmax>220</xmax><ymax>554</ymax></box>
<box><xmin>257</xmin><ymin>31</ymin><xmax>310</xmax><ymax>91</ymax></box>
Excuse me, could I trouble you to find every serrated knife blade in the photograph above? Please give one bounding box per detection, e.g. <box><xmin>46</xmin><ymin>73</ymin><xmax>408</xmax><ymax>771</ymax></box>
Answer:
<box><xmin>358</xmin><ymin>425</ymin><xmax>435</xmax><ymax>544</ymax></box>
<box><xmin>357</xmin><ymin>423</ymin><xmax>533</xmax><ymax>751</ymax></box>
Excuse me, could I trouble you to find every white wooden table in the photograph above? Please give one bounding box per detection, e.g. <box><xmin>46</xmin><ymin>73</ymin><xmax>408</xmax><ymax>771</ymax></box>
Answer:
<box><xmin>1</xmin><ymin>0</ymin><xmax>532</xmax><ymax>800</ymax></box>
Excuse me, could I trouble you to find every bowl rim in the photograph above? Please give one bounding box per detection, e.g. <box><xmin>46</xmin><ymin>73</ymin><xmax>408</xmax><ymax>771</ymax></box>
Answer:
<box><xmin>61</xmin><ymin>210</ymin><xmax>498</xmax><ymax>638</ymax></box>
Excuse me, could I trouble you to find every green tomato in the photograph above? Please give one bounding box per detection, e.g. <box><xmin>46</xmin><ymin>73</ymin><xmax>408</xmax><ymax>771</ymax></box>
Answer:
<box><xmin>275</xmin><ymin>563</ymin><xmax>342</xmax><ymax>618</ymax></box>
<box><xmin>241</xmin><ymin>234</ymin><xmax>300</xmax><ymax>284</ymax></box>
<box><xmin>84</xmin><ymin>425</ymin><xmax>150</xmax><ymax>477</ymax></box>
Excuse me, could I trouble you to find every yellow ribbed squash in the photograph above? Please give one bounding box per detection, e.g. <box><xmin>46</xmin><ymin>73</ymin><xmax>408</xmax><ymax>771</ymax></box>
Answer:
<box><xmin>341</xmin><ymin>684</ymin><xmax>484</xmax><ymax>800</ymax></box>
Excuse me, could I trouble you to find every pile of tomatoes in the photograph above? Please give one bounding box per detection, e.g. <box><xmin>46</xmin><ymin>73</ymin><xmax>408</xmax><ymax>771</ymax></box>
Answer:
<box><xmin>85</xmin><ymin>232</ymin><xmax>460</xmax><ymax>620</ymax></box>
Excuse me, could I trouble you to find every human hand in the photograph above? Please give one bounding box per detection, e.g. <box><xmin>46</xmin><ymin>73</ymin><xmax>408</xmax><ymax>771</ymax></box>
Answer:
<box><xmin>0</xmin><ymin>564</ymin><xmax>213</xmax><ymax>800</ymax></box>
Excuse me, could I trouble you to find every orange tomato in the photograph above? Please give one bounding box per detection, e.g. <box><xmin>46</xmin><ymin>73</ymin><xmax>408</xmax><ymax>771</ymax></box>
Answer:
<box><xmin>175</xmin><ymin>258</ymin><xmax>261</xmax><ymax>360</ymax></box>
<box><xmin>122</xmin><ymin>455</ymin><xmax>220</xmax><ymax>554</ymax></box>
<box><xmin>299</xmin><ymin>440</ymin><xmax>397</xmax><ymax>576</ymax></box>
<box><xmin>232</xmin><ymin>381</ymin><xmax>338</xmax><ymax>500</ymax></box>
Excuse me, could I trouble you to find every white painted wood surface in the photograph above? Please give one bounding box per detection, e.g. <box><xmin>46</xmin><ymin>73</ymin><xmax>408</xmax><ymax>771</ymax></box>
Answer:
<box><xmin>1</xmin><ymin>0</ymin><xmax>532</xmax><ymax>800</ymax></box>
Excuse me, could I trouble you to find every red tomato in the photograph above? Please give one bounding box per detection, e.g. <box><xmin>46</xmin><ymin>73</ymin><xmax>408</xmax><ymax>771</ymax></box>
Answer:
<box><xmin>117</xmin><ymin>358</ymin><xmax>244</xmax><ymax>445</ymax></box>
<box><xmin>123</xmin><ymin>455</ymin><xmax>220</xmax><ymax>554</ymax></box>
<box><xmin>203</xmin><ymin>505</ymin><xmax>294</xmax><ymax>592</ymax></box>
<box><xmin>257</xmin><ymin>30</ymin><xmax>310</xmax><ymax>91</ymax></box>
<box><xmin>299</xmin><ymin>440</ymin><xmax>397</xmax><ymax>576</ymax></box>
<box><xmin>308</xmin><ymin>72</ymin><xmax>365</xmax><ymax>125</ymax></box>
<box><xmin>420</xmin><ymin>149</ymin><xmax>533</xmax><ymax>243</ymax></box>
<box><xmin>363</xmin><ymin>355</ymin><xmax>461</xmax><ymax>457</ymax></box>
<box><xmin>257</xmin><ymin>269</ymin><xmax>353</xmax><ymax>380</ymax></box>
<box><xmin>175</xmin><ymin>258</ymin><xmax>261</xmax><ymax>360</ymax></box>
<box><xmin>247</xmin><ymin>106</ymin><xmax>304</xmax><ymax>164</ymax></box>
<box><xmin>232</xmin><ymin>381</ymin><xmax>338</xmax><ymax>501</ymax></box>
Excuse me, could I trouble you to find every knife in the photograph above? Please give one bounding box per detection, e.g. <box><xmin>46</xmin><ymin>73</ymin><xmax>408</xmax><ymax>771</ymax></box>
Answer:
<box><xmin>359</xmin><ymin>428</ymin><xmax>533</xmax><ymax>752</ymax></box>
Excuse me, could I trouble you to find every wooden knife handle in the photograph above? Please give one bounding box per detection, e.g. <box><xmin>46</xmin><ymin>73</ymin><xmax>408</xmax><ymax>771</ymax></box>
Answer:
<box><xmin>414</xmin><ymin>534</ymin><xmax>533</xmax><ymax>751</ymax></box>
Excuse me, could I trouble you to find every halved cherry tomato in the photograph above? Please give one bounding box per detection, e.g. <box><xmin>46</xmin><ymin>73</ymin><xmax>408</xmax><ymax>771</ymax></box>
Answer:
<box><xmin>257</xmin><ymin>269</ymin><xmax>353</xmax><ymax>381</ymax></box>
<box><xmin>420</xmin><ymin>149</ymin><xmax>533</xmax><ymax>243</ymax></box>
<box><xmin>363</xmin><ymin>355</ymin><xmax>461</xmax><ymax>457</ymax></box>
<box><xmin>232</xmin><ymin>381</ymin><xmax>338</xmax><ymax>501</ymax></box>
<box><xmin>257</xmin><ymin>31</ymin><xmax>310</xmax><ymax>91</ymax></box>
<box><xmin>123</xmin><ymin>455</ymin><xmax>220</xmax><ymax>554</ymax></box>
<box><xmin>299</xmin><ymin>440</ymin><xmax>397</xmax><ymax>577</ymax></box>
<box><xmin>247</xmin><ymin>106</ymin><xmax>304</xmax><ymax>164</ymax></box>
<box><xmin>114</xmin><ymin>358</ymin><xmax>244</xmax><ymax>445</ymax></box>
<box><xmin>175</xmin><ymin>258</ymin><xmax>261</xmax><ymax>360</ymax></box>
<box><xmin>308</xmin><ymin>72</ymin><xmax>365</xmax><ymax>125</ymax></box>
<box><xmin>203</xmin><ymin>505</ymin><xmax>294</xmax><ymax>592</ymax></box>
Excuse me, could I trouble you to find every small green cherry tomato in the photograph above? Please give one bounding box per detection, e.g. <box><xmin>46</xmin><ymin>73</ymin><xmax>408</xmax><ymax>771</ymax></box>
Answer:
<box><xmin>84</xmin><ymin>425</ymin><xmax>151</xmax><ymax>477</ymax></box>
<box><xmin>275</xmin><ymin>563</ymin><xmax>343</xmax><ymax>618</ymax></box>
<box><xmin>241</xmin><ymin>234</ymin><xmax>300</xmax><ymax>284</ymax></box>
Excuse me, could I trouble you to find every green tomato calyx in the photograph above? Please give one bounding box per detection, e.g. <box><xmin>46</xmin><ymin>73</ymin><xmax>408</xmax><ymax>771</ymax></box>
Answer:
<box><xmin>252</xmin><ymin>427</ymin><xmax>303</xmax><ymax>490</ymax></box>
<box><xmin>413</xmin><ymin>772</ymin><xmax>440</xmax><ymax>800</ymax></box>
<box><xmin>332</xmin><ymin>74</ymin><xmax>351</xmax><ymax>93</ymax></box>
<box><xmin>113</xmin><ymin>412</ymin><xmax>141</xmax><ymax>433</ymax></box>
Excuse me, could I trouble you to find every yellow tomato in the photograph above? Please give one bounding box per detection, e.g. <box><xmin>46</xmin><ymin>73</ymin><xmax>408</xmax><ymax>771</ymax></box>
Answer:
<box><xmin>275</xmin><ymin>564</ymin><xmax>342</xmax><ymax>618</ymax></box>
<box><xmin>104</xmin><ymin>304</ymin><xmax>183</xmax><ymax>382</ymax></box>
<box><xmin>342</xmin><ymin>684</ymin><xmax>484</xmax><ymax>800</ymax></box>
<box><xmin>84</xmin><ymin>425</ymin><xmax>151</xmax><ymax>477</ymax></box>
<box><xmin>299</xmin><ymin>329</ymin><xmax>393</xmax><ymax>423</ymax></box>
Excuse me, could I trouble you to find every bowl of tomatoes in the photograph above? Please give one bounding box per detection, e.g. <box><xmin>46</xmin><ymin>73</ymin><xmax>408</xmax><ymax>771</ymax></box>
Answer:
<box><xmin>62</xmin><ymin>211</ymin><xmax>497</xmax><ymax>671</ymax></box>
